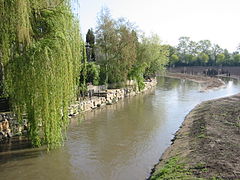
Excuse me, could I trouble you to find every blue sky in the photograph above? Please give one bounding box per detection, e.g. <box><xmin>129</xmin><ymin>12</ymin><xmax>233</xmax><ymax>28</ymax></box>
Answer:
<box><xmin>77</xmin><ymin>0</ymin><xmax>240</xmax><ymax>51</ymax></box>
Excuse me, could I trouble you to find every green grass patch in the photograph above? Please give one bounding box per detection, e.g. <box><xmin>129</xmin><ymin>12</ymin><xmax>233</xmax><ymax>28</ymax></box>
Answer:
<box><xmin>235</xmin><ymin>122</ymin><xmax>240</xmax><ymax>128</ymax></box>
<box><xmin>194</xmin><ymin>162</ymin><xmax>208</xmax><ymax>172</ymax></box>
<box><xmin>210</xmin><ymin>177</ymin><xmax>223</xmax><ymax>180</ymax></box>
<box><xmin>151</xmin><ymin>156</ymin><xmax>204</xmax><ymax>180</ymax></box>
<box><xmin>197</xmin><ymin>134</ymin><xmax>206</xmax><ymax>138</ymax></box>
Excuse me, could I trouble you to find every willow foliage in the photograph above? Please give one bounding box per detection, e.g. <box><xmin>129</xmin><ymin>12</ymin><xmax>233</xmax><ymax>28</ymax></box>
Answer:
<box><xmin>0</xmin><ymin>0</ymin><xmax>84</xmax><ymax>149</ymax></box>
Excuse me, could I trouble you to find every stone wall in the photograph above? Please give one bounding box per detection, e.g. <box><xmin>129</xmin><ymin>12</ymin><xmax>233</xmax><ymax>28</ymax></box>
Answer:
<box><xmin>0</xmin><ymin>78</ymin><xmax>157</xmax><ymax>140</ymax></box>
<box><xmin>69</xmin><ymin>78</ymin><xmax>157</xmax><ymax>115</ymax></box>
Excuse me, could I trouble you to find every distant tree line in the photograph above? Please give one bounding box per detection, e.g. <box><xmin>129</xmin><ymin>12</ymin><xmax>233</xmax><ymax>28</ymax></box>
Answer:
<box><xmin>168</xmin><ymin>37</ymin><xmax>240</xmax><ymax>67</ymax></box>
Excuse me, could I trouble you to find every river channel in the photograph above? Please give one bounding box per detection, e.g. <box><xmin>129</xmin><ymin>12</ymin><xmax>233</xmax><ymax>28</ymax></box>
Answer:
<box><xmin>1</xmin><ymin>76</ymin><xmax>240</xmax><ymax>180</ymax></box>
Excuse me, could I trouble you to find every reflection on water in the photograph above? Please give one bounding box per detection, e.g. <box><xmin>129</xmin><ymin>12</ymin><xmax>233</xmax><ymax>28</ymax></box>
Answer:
<box><xmin>0</xmin><ymin>77</ymin><xmax>240</xmax><ymax>180</ymax></box>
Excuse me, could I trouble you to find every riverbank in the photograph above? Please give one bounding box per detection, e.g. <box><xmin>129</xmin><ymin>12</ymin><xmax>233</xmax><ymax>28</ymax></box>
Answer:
<box><xmin>216</xmin><ymin>74</ymin><xmax>240</xmax><ymax>80</ymax></box>
<box><xmin>0</xmin><ymin>78</ymin><xmax>157</xmax><ymax>144</ymax></box>
<box><xmin>165</xmin><ymin>72</ymin><xmax>226</xmax><ymax>91</ymax></box>
<box><xmin>69</xmin><ymin>78</ymin><xmax>157</xmax><ymax>116</ymax></box>
<box><xmin>149</xmin><ymin>88</ymin><xmax>240</xmax><ymax>178</ymax></box>
<box><xmin>168</xmin><ymin>66</ymin><xmax>240</xmax><ymax>77</ymax></box>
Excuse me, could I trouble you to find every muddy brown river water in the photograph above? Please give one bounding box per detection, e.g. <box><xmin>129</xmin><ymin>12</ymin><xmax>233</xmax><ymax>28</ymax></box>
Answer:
<box><xmin>0</xmin><ymin>76</ymin><xmax>240</xmax><ymax>180</ymax></box>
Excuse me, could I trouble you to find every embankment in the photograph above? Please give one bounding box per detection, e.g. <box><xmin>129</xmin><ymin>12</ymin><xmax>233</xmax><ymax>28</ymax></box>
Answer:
<box><xmin>69</xmin><ymin>78</ymin><xmax>157</xmax><ymax>115</ymax></box>
<box><xmin>148</xmin><ymin>75</ymin><xmax>240</xmax><ymax>179</ymax></box>
<box><xmin>0</xmin><ymin>78</ymin><xmax>157</xmax><ymax>141</ymax></box>
<box><xmin>168</xmin><ymin>66</ymin><xmax>240</xmax><ymax>78</ymax></box>
<box><xmin>165</xmin><ymin>72</ymin><xmax>225</xmax><ymax>91</ymax></box>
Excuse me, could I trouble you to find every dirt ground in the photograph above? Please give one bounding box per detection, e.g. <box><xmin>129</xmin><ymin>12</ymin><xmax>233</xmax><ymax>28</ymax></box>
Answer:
<box><xmin>187</xmin><ymin>94</ymin><xmax>240</xmax><ymax>179</ymax></box>
<box><xmin>149</xmin><ymin>75</ymin><xmax>240</xmax><ymax>180</ymax></box>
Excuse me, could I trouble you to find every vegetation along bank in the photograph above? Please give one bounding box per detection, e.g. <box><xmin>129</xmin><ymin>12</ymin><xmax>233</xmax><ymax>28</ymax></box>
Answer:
<box><xmin>0</xmin><ymin>78</ymin><xmax>157</xmax><ymax>145</ymax></box>
<box><xmin>0</xmin><ymin>1</ymin><xmax>168</xmax><ymax>149</ymax></box>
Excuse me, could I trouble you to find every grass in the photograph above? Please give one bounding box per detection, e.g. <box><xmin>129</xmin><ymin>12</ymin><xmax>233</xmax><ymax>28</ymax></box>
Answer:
<box><xmin>210</xmin><ymin>177</ymin><xmax>223</xmax><ymax>180</ymax></box>
<box><xmin>150</xmin><ymin>156</ymin><xmax>204</xmax><ymax>180</ymax></box>
<box><xmin>194</xmin><ymin>162</ymin><xmax>208</xmax><ymax>172</ymax></box>
<box><xmin>235</xmin><ymin>122</ymin><xmax>240</xmax><ymax>128</ymax></box>
<box><xmin>197</xmin><ymin>133</ymin><xmax>206</xmax><ymax>138</ymax></box>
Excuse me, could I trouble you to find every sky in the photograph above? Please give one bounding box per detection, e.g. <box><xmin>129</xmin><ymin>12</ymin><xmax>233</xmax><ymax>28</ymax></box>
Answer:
<box><xmin>77</xmin><ymin>0</ymin><xmax>240</xmax><ymax>52</ymax></box>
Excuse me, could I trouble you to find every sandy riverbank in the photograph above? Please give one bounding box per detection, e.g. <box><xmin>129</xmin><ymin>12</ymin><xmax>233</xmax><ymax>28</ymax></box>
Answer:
<box><xmin>165</xmin><ymin>73</ymin><xmax>226</xmax><ymax>91</ymax></box>
<box><xmin>148</xmin><ymin>75</ymin><xmax>240</xmax><ymax>179</ymax></box>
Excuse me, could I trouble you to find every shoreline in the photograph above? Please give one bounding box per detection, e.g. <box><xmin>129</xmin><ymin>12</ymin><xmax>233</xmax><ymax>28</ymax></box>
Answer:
<box><xmin>216</xmin><ymin>74</ymin><xmax>240</xmax><ymax>80</ymax></box>
<box><xmin>0</xmin><ymin>79</ymin><xmax>157</xmax><ymax>147</ymax></box>
<box><xmin>148</xmin><ymin>74</ymin><xmax>240</xmax><ymax>179</ymax></box>
<box><xmin>164</xmin><ymin>72</ymin><xmax>226</xmax><ymax>91</ymax></box>
<box><xmin>69</xmin><ymin>78</ymin><xmax>157</xmax><ymax>116</ymax></box>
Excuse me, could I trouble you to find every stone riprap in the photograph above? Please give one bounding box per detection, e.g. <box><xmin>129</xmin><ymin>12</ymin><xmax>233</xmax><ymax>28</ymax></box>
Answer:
<box><xmin>0</xmin><ymin>78</ymin><xmax>157</xmax><ymax>140</ymax></box>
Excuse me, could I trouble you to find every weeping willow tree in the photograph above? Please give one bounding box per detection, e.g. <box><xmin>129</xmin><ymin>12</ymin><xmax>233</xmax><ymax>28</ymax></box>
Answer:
<box><xmin>0</xmin><ymin>0</ymin><xmax>84</xmax><ymax>149</ymax></box>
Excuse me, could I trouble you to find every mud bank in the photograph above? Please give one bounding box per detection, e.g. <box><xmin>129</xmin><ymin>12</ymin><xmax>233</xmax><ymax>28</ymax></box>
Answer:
<box><xmin>165</xmin><ymin>73</ymin><xmax>225</xmax><ymax>91</ymax></box>
<box><xmin>148</xmin><ymin>93</ymin><xmax>240</xmax><ymax>179</ymax></box>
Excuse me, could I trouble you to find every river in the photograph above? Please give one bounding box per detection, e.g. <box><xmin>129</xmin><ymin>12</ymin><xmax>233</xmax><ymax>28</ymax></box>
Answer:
<box><xmin>0</xmin><ymin>76</ymin><xmax>240</xmax><ymax>180</ymax></box>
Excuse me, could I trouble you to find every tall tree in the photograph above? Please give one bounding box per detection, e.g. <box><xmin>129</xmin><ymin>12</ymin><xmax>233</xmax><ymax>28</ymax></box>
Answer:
<box><xmin>86</xmin><ymin>28</ymin><xmax>96</xmax><ymax>61</ymax></box>
<box><xmin>144</xmin><ymin>34</ymin><xmax>169</xmax><ymax>77</ymax></box>
<box><xmin>0</xmin><ymin>0</ymin><xmax>84</xmax><ymax>149</ymax></box>
<box><xmin>95</xmin><ymin>7</ymin><xmax>117</xmax><ymax>85</ymax></box>
<box><xmin>211</xmin><ymin>44</ymin><xmax>223</xmax><ymax>65</ymax></box>
<box><xmin>86</xmin><ymin>28</ymin><xmax>95</xmax><ymax>47</ymax></box>
<box><xmin>95</xmin><ymin>8</ymin><xmax>137</xmax><ymax>86</ymax></box>
<box><xmin>127</xmin><ymin>34</ymin><xmax>169</xmax><ymax>89</ymax></box>
<box><xmin>176</xmin><ymin>37</ymin><xmax>196</xmax><ymax>65</ymax></box>
<box><xmin>177</xmin><ymin>37</ymin><xmax>191</xmax><ymax>54</ymax></box>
